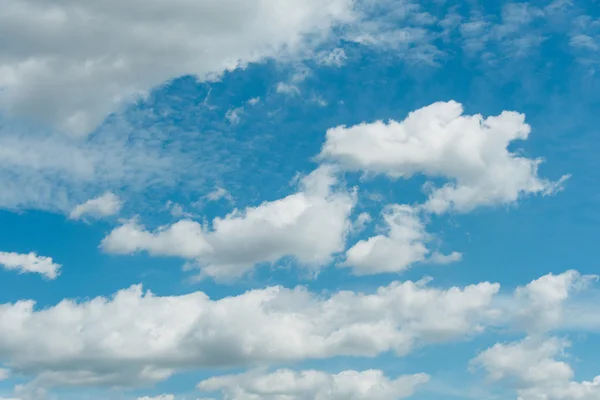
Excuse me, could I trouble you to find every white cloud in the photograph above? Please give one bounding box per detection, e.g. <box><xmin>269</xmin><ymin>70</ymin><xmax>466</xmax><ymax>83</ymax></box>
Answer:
<box><xmin>275</xmin><ymin>82</ymin><xmax>301</xmax><ymax>96</ymax></box>
<box><xmin>472</xmin><ymin>336</ymin><xmax>600</xmax><ymax>400</ymax></box>
<box><xmin>319</xmin><ymin>101</ymin><xmax>567</xmax><ymax>213</ymax></box>
<box><xmin>351</xmin><ymin>211</ymin><xmax>372</xmax><ymax>233</ymax></box>
<box><xmin>68</xmin><ymin>192</ymin><xmax>122</xmax><ymax>220</ymax></box>
<box><xmin>0</xmin><ymin>0</ymin><xmax>355</xmax><ymax>136</ymax></box>
<box><xmin>315</xmin><ymin>48</ymin><xmax>347</xmax><ymax>67</ymax></box>
<box><xmin>197</xmin><ymin>369</ymin><xmax>429</xmax><ymax>400</ymax></box>
<box><xmin>343</xmin><ymin>205</ymin><xmax>429</xmax><ymax>275</ymax></box>
<box><xmin>225</xmin><ymin>107</ymin><xmax>244</xmax><ymax>125</ymax></box>
<box><xmin>0</xmin><ymin>368</ymin><xmax>9</xmax><ymax>381</ymax></box>
<box><xmin>570</xmin><ymin>34</ymin><xmax>599</xmax><ymax>51</ymax></box>
<box><xmin>342</xmin><ymin>205</ymin><xmax>460</xmax><ymax>275</ymax></box>
<box><xmin>0</xmin><ymin>276</ymin><xmax>499</xmax><ymax>389</ymax></box>
<box><xmin>204</xmin><ymin>187</ymin><xmax>233</xmax><ymax>203</ymax></box>
<box><xmin>512</xmin><ymin>270</ymin><xmax>598</xmax><ymax>333</ymax></box>
<box><xmin>137</xmin><ymin>396</ymin><xmax>174</xmax><ymax>400</ymax></box>
<box><xmin>0</xmin><ymin>252</ymin><xmax>61</xmax><ymax>279</ymax></box>
<box><xmin>427</xmin><ymin>251</ymin><xmax>462</xmax><ymax>264</ymax></box>
<box><xmin>101</xmin><ymin>166</ymin><xmax>356</xmax><ymax>280</ymax></box>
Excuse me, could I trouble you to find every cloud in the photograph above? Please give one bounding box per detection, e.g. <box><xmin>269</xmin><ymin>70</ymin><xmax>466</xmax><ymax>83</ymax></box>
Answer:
<box><xmin>0</xmin><ymin>252</ymin><xmax>61</xmax><ymax>279</ymax></box>
<box><xmin>137</xmin><ymin>396</ymin><xmax>174</xmax><ymax>400</ymax></box>
<box><xmin>512</xmin><ymin>270</ymin><xmax>598</xmax><ymax>333</ymax></box>
<box><xmin>427</xmin><ymin>251</ymin><xmax>462</xmax><ymax>265</ymax></box>
<box><xmin>315</xmin><ymin>48</ymin><xmax>347</xmax><ymax>67</ymax></box>
<box><xmin>101</xmin><ymin>166</ymin><xmax>356</xmax><ymax>280</ymax></box>
<box><xmin>197</xmin><ymin>369</ymin><xmax>429</xmax><ymax>400</ymax></box>
<box><xmin>319</xmin><ymin>100</ymin><xmax>567</xmax><ymax>213</ymax></box>
<box><xmin>68</xmin><ymin>192</ymin><xmax>122</xmax><ymax>220</ymax></box>
<box><xmin>0</xmin><ymin>0</ymin><xmax>355</xmax><ymax>136</ymax></box>
<box><xmin>204</xmin><ymin>187</ymin><xmax>234</xmax><ymax>204</ymax></box>
<box><xmin>342</xmin><ymin>205</ymin><xmax>460</xmax><ymax>275</ymax></box>
<box><xmin>472</xmin><ymin>336</ymin><xmax>600</xmax><ymax>400</ymax></box>
<box><xmin>0</xmin><ymin>276</ymin><xmax>499</xmax><ymax>389</ymax></box>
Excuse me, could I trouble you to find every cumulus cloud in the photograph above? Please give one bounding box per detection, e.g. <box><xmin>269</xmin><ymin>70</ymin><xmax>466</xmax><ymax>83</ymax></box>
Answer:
<box><xmin>472</xmin><ymin>336</ymin><xmax>600</xmax><ymax>400</ymax></box>
<box><xmin>342</xmin><ymin>204</ymin><xmax>461</xmax><ymax>275</ymax></box>
<box><xmin>101</xmin><ymin>166</ymin><xmax>356</xmax><ymax>280</ymax></box>
<box><xmin>343</xmin><ymin>205</ymin><xmax>427</xmax><ymax>274</ymax></box>
<box><xmin>512</xmin><ymin>270</ymin><xmax>598</xmax><ymax>333</ymax></box>
<box><xmin>320</xmin><ymin>100</ymin><xmax>567</xmax><ymax>213</ymax></box>
<box><xmin>0</xmin><ymin>252</ymin><xmax>61</xmax><ymax>279</ymax></box>
<box><xmin>197</xmin><ymin>369</ymin><xmax>429</xmax><ymax>400</ymax></box>
<box><xmin>0</xmin><ymin>276</ymin><xmax>499</xmax><ymax>389</ymax></box>
<box><xmin>68</xmin><ymin>192</ymin><xmax>122</xmax><ymax>220</ymax></box>
<box><xmin>0</xmin><ymin>0</ymin><xmax>355</xmax><ymax>136</ymax></box>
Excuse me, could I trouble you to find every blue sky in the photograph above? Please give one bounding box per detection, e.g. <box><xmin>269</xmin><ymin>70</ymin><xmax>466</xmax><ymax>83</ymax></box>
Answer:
<box><xmin>1</xmin><ymin>1</ymin><xmax>600</xmax><ymax>399</ymax></box>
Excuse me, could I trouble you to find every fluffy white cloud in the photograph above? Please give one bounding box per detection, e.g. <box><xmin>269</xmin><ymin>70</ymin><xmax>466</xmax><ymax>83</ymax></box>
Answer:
<box><xmin>472</xmin><ymin>336</ymin><xmax>600</xmax><ymax>400</ymax></box>
<box><xmin>0</xmin><ymin>252</ymin><xmax>61</xmax><ymax>279</ymax></box>
<box><xmin>342</xmin><ymin>205</ymin><xmax>460</xmax><ymax>275</ymax></box>
<box><xmin>101</xmin><ymin>166</ymin><xmax>356</xmax><ymax>280</ymax></box>
<box><xmin>0</xmin><ymin>276</ymin><xmax>499</xmax><ymax>389</ymax></box>
<box><xmin>319</xmin><ymin>100</ymin><xmax>567</xmax><ymax>213</ymax></box>
<box><xmin>512</xmin><ymin>270</ymin><xmax>598</xmax><ymax>333</ymax></box>
<box><xmin>0</xmin><ymin>0</ymin><xmax>355</xmax><ymax>136</ymax></box>
<box><xmin>197</xmin><ymin>369</ymin><xmax>429</xmax><ymax>400</ymax></box>
<box><xmin>68</xmin><ymin>192</ymin><xmax>122</xmax><ymax>220</ymax></box>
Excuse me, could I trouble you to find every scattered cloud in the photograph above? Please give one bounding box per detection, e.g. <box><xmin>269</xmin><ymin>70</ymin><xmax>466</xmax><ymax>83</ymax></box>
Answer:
<box><xmin>198</xmin><ymin>369</ymin><xmax>429</xmax><ymax>400</ymax></box>
<box><xmin>343</xmin><ymin>205</ymin><xmax>431</xmax><ymax>275</ymax></box>
<box><xmin>276</xmin><ymin>82</ymin><xmax>301</xmax><ymax>96</ymax></box>
<box><xmin>102</xmin><ymin>166</ymin><xmax>356</xmax><ymax>280</ymax></box>
<box><xmin>225</xmin><ymin>107</ymin><xmax>244</xmax><ymax>125</ymax></box>
<box><xmin>0</xmin><ymin>276</ymin><xmax>499</xmax><ymax>389</ymax></box>
<box><xmin>315</xmin><ymin>48</ymin><xmax>347</xmax><ymax>67</ymax></box>
<box><xmin>472</xmin><ymin>336</ymin><xmax>600</xmax><ymax>400</ymax></box>
<box><xmin>320</xmin><ymin>100</ymin><xmax>567</xmax><ymax>213</ymax></box>
<box><xmin>204</xmin><ymin>187</ymin><xmax>234</xmax><ymax>204</ymax></box>
<box><xmin>68</xmin><ymin>192</ymin><xmax>122</xmax><ymax>221</ymax></box>
<box><xmin>137</xmin><ymin>396</ymin><xmax>174</xmax><ymax>400</ymax></box>
<box><xmin>351</xmin><ymin>212</ymin><xmax>372</xmax><ymax>234</ymax></box>
<box><xmin>512</xmin><ymin>270</ymin><xmax>598</xmax><ymax>333</ymax></box>
<box><xmin>0</xmin><ymin>252</ymin><xmax>61</xmax><ymax>279</ymax></box>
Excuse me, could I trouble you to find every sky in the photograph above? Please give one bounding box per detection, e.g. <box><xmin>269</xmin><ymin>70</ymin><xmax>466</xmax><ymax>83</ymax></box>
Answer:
<box><xmin>0</xmin><ymin>0</ymin><xmax>600</xmax><ymax>399</ymax></box>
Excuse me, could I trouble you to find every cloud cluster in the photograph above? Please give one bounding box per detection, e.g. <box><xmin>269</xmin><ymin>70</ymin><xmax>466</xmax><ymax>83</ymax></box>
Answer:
<box><xmin>197</xmin><ymin>369</ymin><xmax>429</xmax><ymax>400</ymax></box>
<box><xmin>320</xmin><ymin>100</ymin><xmax>566</xmax><ymax>213</ymax></box>
<box><xmin>0</xmin><ymin>276</ymin><xmax>499</xmax><ymax>389</ymax></box>
<box><xmin>0</xmin><ymin>0</ymin><xmax>355</xmax><ymax>136</ymax></box>
<box><xmin>0</xmin><ymin>252</ymin><xmax>60</xmax><ymax>279</ymax></box>
<box><xmin>473</xmin><ymin>337</ymin><xmax>600</xmax><ymax>400</ymax></box>
<box><xmin>102</xmin><ymin>166</ymin><xmax>356</xmax><ymax>280</ymax></box>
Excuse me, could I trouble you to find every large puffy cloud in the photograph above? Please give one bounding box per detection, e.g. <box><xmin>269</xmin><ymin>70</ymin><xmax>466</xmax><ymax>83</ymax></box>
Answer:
<box><xmin>319</xmin><ymin>101</ymin><xmax>567</xmax><ymax>213</ymax></box>
<box><xmin>68</xmin><ymin>192</ymin><xmax>122</xmax><ymax>220</ymax></box>
<box><xmin>101</xmin><ymin>166</ymin><xmax>356</xmax><ymax>280</ymax></box>
<box><xmin>342</xmin><ymin>204</ymin><xmax>460</xmax><ymax>275</ymax></box>
<box><xmin>197</xmin><ymin>369</ymin><xmax>429</xmax><ymax>400</ymax></box>
<box><xmin>0</xmin><ymin>252</ymin><xmax>61</xmax><ymax>279</ymax></box>
<box><xmin>0</xmin><ymin>0</ymin><xmax>355</xmax><ymax>136</ymax></box>
<box><xmin>0</xmin><ymin>276</ymin><xmax>499</xmax><ymax>389</ymax></box>
<box><xmin>472</xmin><ymin>336</ymin><xmax>600</xmax><ymax>400</ymax></box>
